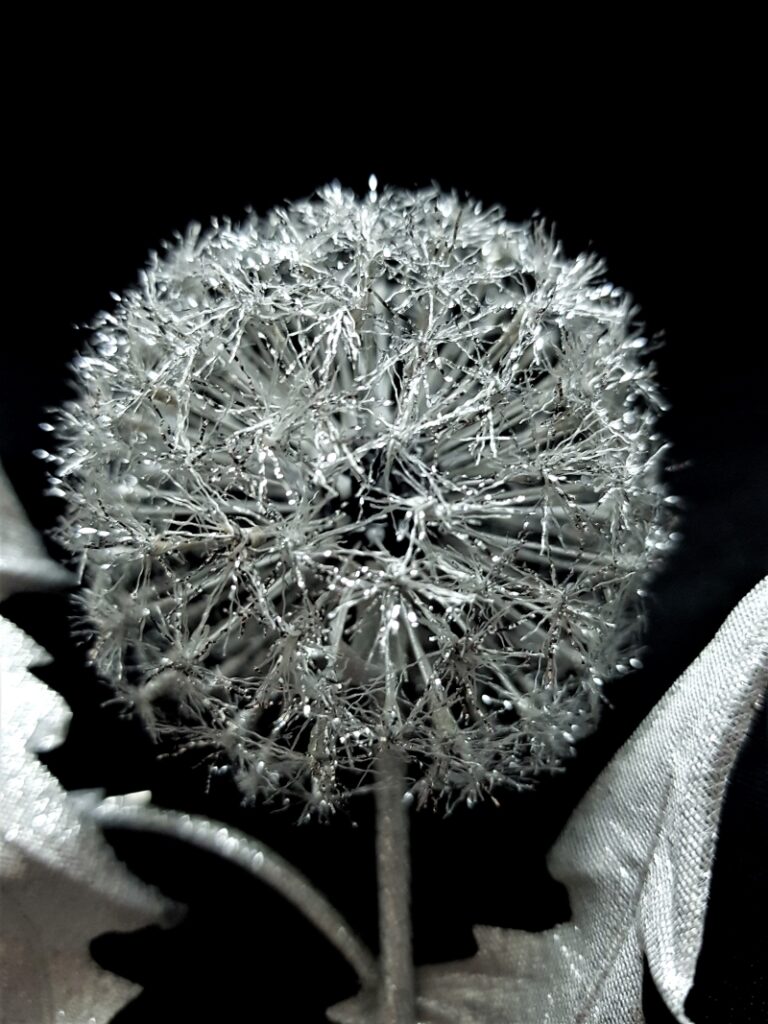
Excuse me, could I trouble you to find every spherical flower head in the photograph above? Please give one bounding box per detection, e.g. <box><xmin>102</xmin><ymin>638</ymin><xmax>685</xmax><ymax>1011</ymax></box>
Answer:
<box><xmin>50</xmin><ymin>183</ymin><xmax>671</xmax><ymax>815</ymax></box>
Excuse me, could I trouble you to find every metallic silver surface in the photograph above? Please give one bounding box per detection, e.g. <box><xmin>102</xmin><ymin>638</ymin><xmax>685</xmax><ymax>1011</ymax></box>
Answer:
<box><xmin>49</xmin><ymin>184</ymin><xmax>672</xmax><ymax>814</ymax></box>
<box><xmin>329</xmin><ymin>576</ymin><xmax>768</xmax><ymax>1023</ymax></box>
<box><xmin>91</xmin><ymin>798</ymin><xmax>378</xmax><ymax>990</ymax></box>
<box><xmin>0</xmin><ymin>464</ymin><xmax>71</xmax><ymax>601</ymax></box>
<box><xmin>0</xmin><ymin>617</ymin><xmax>174</xmax><ymax>1024</ymax></box>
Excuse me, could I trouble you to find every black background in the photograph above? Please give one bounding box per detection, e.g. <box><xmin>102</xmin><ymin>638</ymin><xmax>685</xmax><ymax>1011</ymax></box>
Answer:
<box><xmin>3</xmin><ymin>32</ymin><xmax>766</xmax><ymax>1023</ymax></box>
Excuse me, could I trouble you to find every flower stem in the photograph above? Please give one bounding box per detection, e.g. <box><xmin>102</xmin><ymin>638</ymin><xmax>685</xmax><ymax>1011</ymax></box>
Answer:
<box><xmin>91</xmin><ymin>798</ymin><xmax>379</xmax><ymax>990</ymax></box>
<box><xmin>375</xmin><ymin>746</ymin><xmax>415</xmax><ymax>1024</ymax></box>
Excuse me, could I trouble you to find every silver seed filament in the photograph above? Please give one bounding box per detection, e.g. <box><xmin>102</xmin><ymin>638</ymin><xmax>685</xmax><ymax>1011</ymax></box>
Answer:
<box><xmin>49</xmin><ymin>183</ymin><xmax>672</xmax><ymax>815</ymax></box>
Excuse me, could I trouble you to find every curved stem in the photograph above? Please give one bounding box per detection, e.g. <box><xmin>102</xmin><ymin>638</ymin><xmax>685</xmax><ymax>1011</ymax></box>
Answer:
<box><xmin>92</xmin><ymin>798</ymin><xmax>378</xmax><ymax>990</ymax></box>
<box><xmin>375</xmin><ymin>747</ymin><xmax>415</xmax><ymax>1024</ymax></box>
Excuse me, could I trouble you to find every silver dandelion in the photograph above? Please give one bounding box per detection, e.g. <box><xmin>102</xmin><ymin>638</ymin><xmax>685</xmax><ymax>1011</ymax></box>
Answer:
<box><xmin>49</xmin><ymin>182</ymin><xmax>671</xmax><ymax>816</ymax></box>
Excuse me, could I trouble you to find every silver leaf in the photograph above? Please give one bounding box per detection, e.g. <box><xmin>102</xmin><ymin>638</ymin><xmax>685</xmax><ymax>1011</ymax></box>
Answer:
<box><xmin>329</xmin><ymin>576</ymin><xmax>767</xmax><ymax>1024</ymax></box>
<box><xmin>0</xmin><ymin>464</ymin><xmax>72</xmax><ymax>602</ymax></box>
<box><xmin>0</xmin><ymin>616</ymin><xmax>176</xmax><ymax>1024</ymax></box>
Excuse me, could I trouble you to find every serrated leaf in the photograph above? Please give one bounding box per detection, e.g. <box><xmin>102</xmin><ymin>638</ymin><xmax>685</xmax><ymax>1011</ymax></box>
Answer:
<box><xmin>0</xmin><ymin>466</ymin><xmax>175</xmax><ymax>1024</ymax></box>
<box><xmin>0</xmin><ymin>616</ymin><xmax>176</xmax><ymax>1024</ymax></box>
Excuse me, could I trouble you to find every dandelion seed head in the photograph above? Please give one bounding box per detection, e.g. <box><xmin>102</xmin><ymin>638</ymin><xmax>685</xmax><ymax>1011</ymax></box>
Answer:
<box><xmin>52</xmin><ymin>184</ymin><xmax>672</xmax><ymax>814</ymax></box>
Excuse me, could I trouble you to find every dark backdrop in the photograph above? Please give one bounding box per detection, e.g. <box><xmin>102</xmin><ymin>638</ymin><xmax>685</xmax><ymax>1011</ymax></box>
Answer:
<box><xmin>3</xmin><ymin>45</ymin><xmax>766</xmax><ymax>1023</ymax></box>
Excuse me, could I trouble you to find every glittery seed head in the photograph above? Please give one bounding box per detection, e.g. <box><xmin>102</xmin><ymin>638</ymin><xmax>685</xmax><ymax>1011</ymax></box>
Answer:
<box><xmin>50</xmin><ymin>184</ymin><xmax>672</xmax><ymax>814</ymax></box>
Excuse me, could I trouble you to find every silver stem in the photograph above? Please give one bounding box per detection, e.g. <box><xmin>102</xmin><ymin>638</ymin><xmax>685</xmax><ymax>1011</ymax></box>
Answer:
<box><xmin>375</xmin><ymin>747</ymin><xmax>415</xmax><ymax>1024</ymax></box>
<box><xmin>92</xmin><ymin>799</ymin><xmax>379</xmax><ymax>990</ymax></box>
